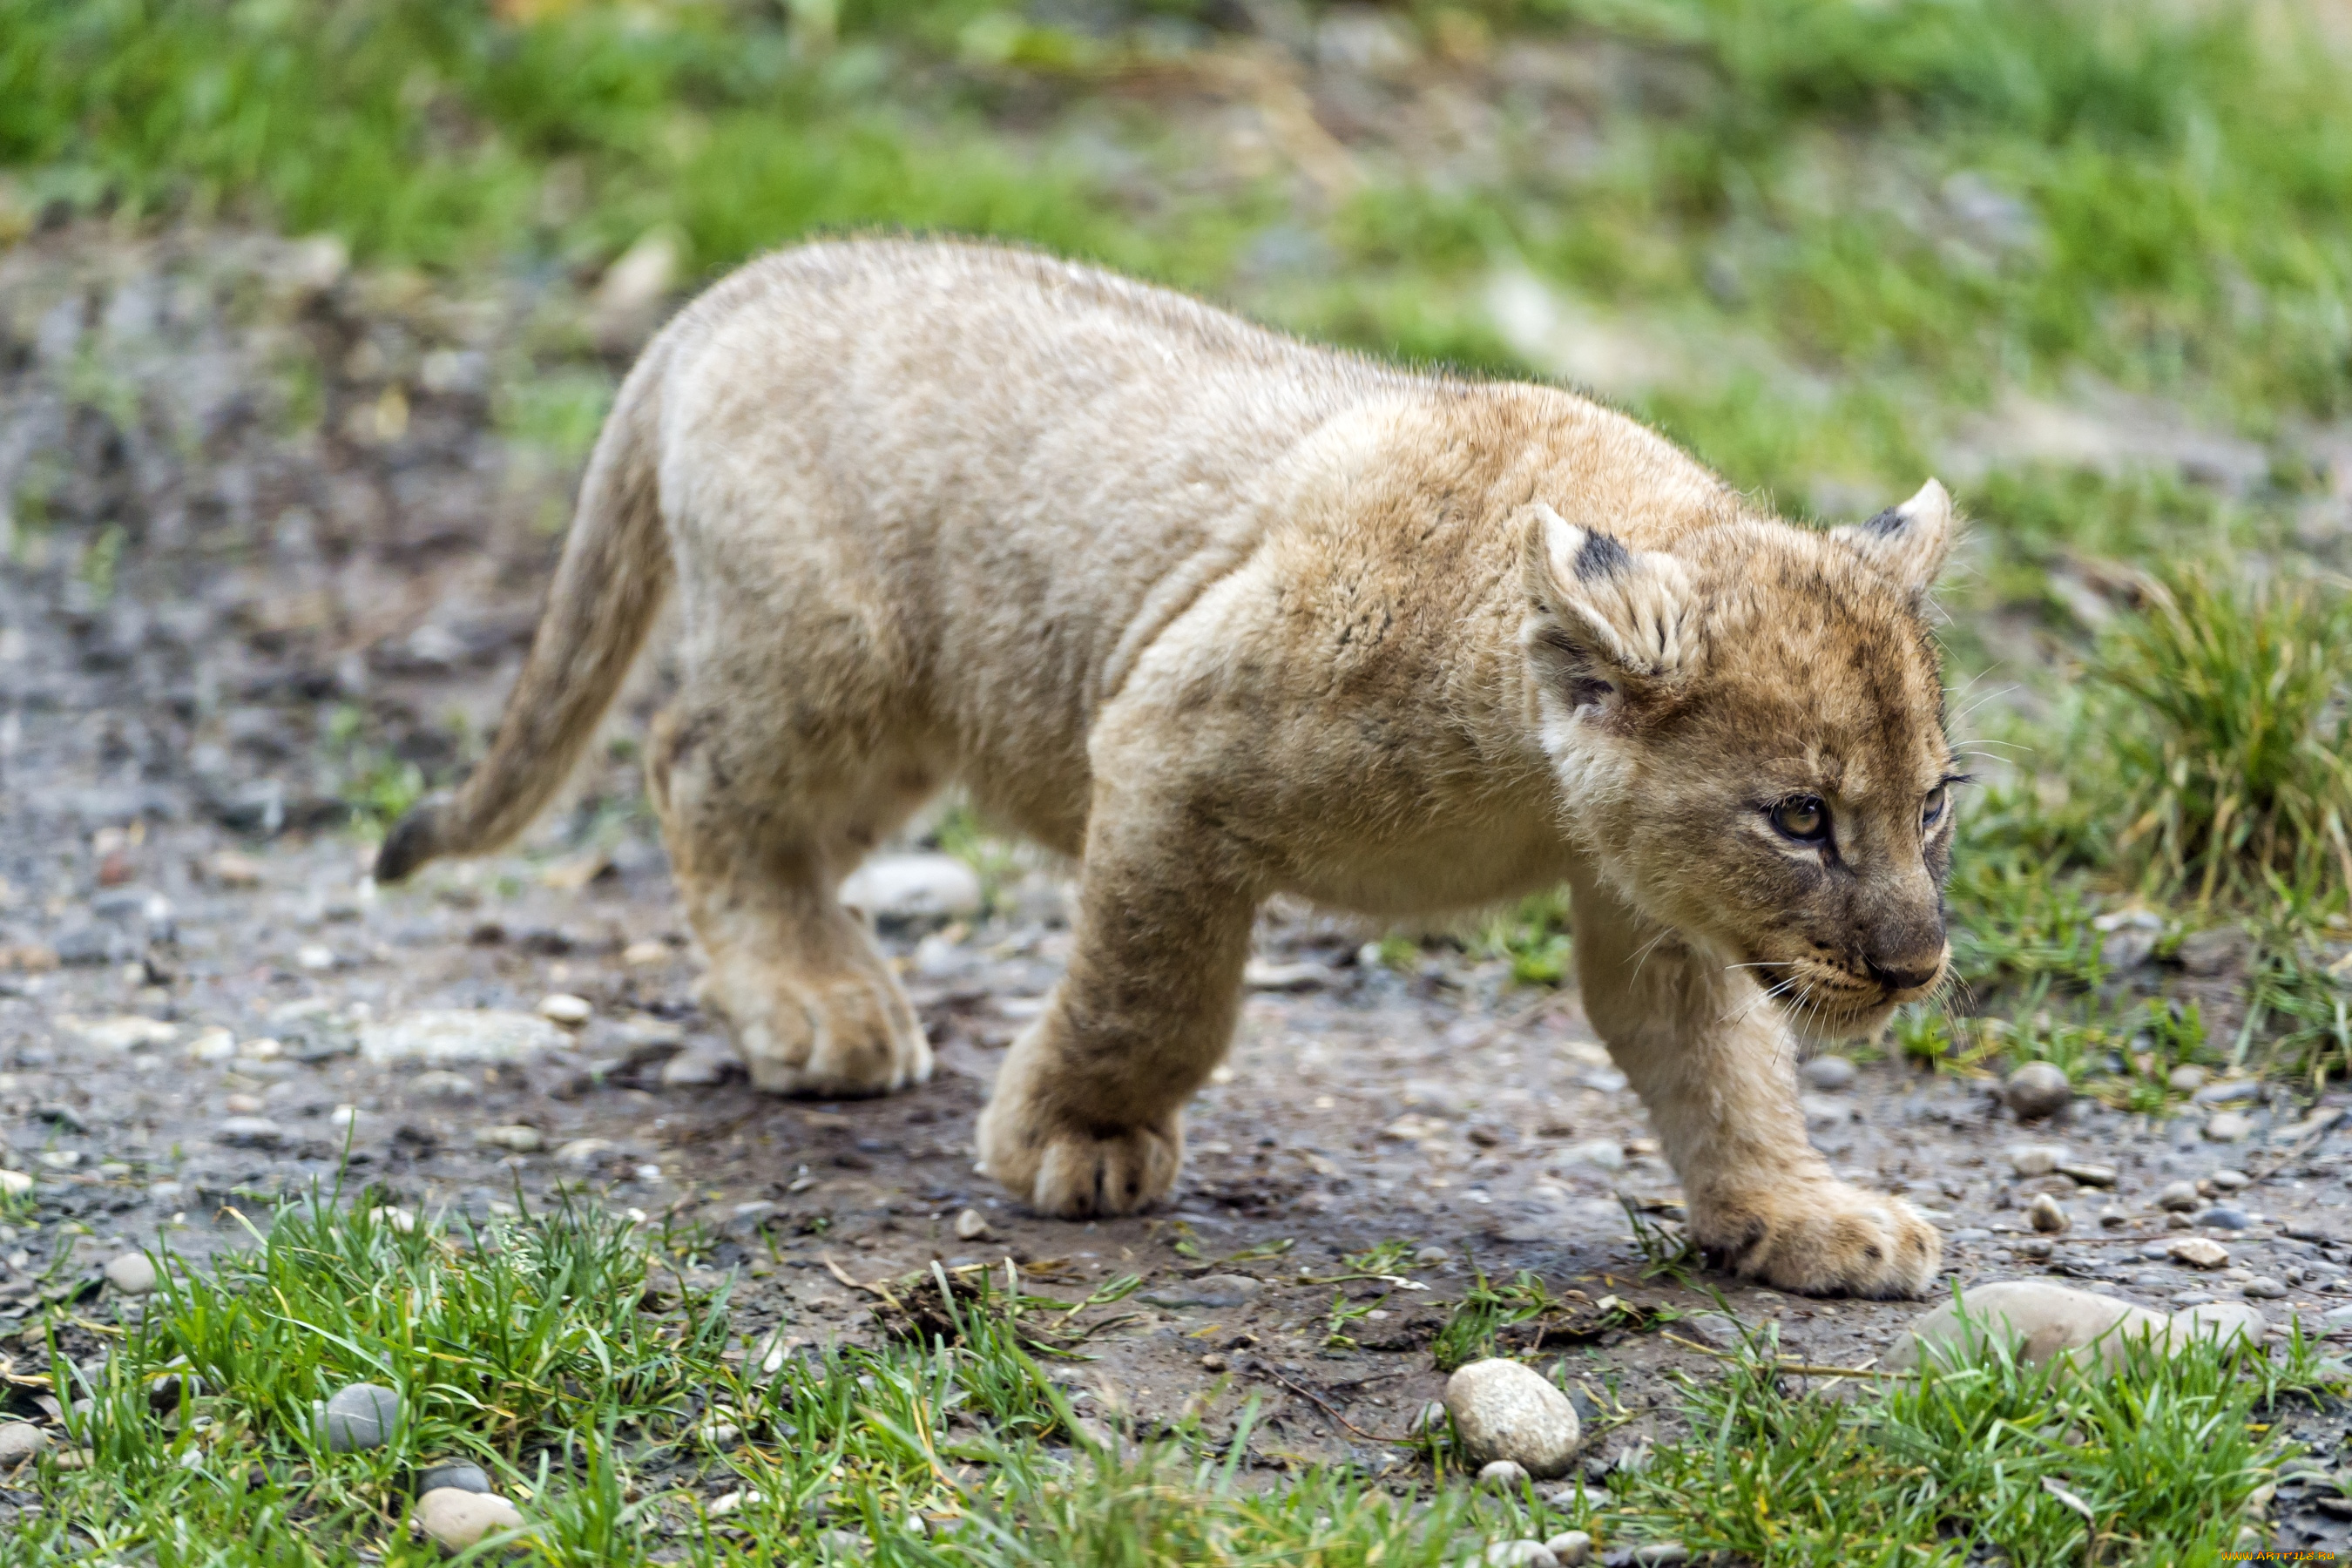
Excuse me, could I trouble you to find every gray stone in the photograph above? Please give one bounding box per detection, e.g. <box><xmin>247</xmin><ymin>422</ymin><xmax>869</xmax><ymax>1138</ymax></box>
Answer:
<box><xmin>2210</xmin><ymin>1168</ymin><xmax>2250</xmax><ymax>1191</ymax></box>
<box><xmin>315</xmin><ymin>1382</ymin><xmax>402</xmax><ymax>1451</ymax></box>
<box><xmin>1888</xmin><ymin>1281</ymin><xmax>2170</xmax><ymax>1371</ymax></box>
<box><xmin>2205</xmin><ymin>1112</ymin><xmax>2254</xmax><ymax>1143</ymax></box>
<box><xmin>838</xmin><ymin>854</ymin><xmax>983</xmax><ymax>925</ymax></box>
<box><xmin>2100</xmin><ymin>929</ymin><xmax>2158</xmax><ymax>970</ymax></box>
<box><xmin>1443</xmin><ymin>1358</ymin><xmax>1581</xmax><ymax>1479</ymax></box>
<box><xmin>2202</xmin><ymin>1206</ymin><xmax>2253</xmax><ymax>1230</ymax></box>
<box><xmin>2167</xmin><ymin>1064</ymin><xmax>2207</xmax><ymax>1092</ymax></box>
<box><xmin>2156</xmin><ymin>1182</ymin><xmax>2201</xmax><ymax>1212</ymax></box>
<box><xmin>417</xmin><ymin>1461</ymin><xmax>491</xmax><ymax>1496</ymax></box>
<box><xmin>1800</xmin><ymin>1055</ymin><xmax>1856</xmax><ymax>1092</ymax></box>
<box><xmin>1140</xmin><ymin>1274</ymin><xmax>1261</xmax><ymax>1309</ymax></box>
<box><xmin>2193</xmin><ymin>1078</ymin><xmax>2261</xmax><ymax>1106</ymax></box>
<box><xmin>2169</xmin><ymin>1237</ymin><xmax>2230</xmax><ymax>1269</ymax></box>
<box><xmin>216</xmin><ymin>1117</ymin><xmax>286</xmax><ymax>1149</ymax></box>
<box><xmin>2243</xmin><ymin>1277</ymin><xmax>2289</xmax><ymax>1301</ymax></box>
<box><xmin>2004</xmin><ymin>1063</ymin><xmax>2072</xmax><ymax>1119</ymax></box>
<box><xmin>360</xmin><ymin>1010</ymin><xmax>569</xmax><ymax>1066</ymax></box>
<box><xmin>0</xmin><ymin>1422</ymin><xmax>46</xmax><ymax>1467</ymax></box>
<box><xmin>2173</xmin><ymin>1301</ymin><xmax>2267</xmax><ymax>1350</ymax></box>
<box><xmin>103</xmin><ymin>1253</ymin><xmax>158</xmax><ymax>1295</ymax></box>
<box><xmin>2027</xmin><ymin>1193</ymin><xmax>2072</xmax><ymax>1233</ymax></box>
<box><xmin>1477</xmin><ymin>1459</ymin><xmax>1532</xmax><ymax>1492</ymax></box>
<box><xmin>472</xmin><ymin>1125</ymin><xmax>544</xmax><ymax>1154</ymax></box>
<box><xmin>414</xmin><ymin>1487</ymin><xmax>523</xmax><ymax>1549</ymax></box>
<box><xmin>2007</xmin><ymin>1142</ymin><xmax>2068</xmax><ymax>1177</ymax></box>
<box><xmin>2178</xmin><ymin>927</ymin><xmax>2251</xmax><ymax>977</ymax></box>
<box><xmin>2056</xmin><ymin>1162</ymin><xmax>2118</xmax><ymax>1188</ymax></box>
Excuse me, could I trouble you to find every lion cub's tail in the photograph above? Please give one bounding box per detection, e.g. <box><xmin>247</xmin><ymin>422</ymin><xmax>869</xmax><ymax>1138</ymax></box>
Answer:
<box><xmin>375</xmin><ymin>341</ymin><xmax>675</xmax><ymax>884</ymax></box>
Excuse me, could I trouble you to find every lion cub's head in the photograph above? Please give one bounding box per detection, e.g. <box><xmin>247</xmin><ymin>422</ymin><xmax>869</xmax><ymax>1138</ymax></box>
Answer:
<box><xmin>1521</xmin><ymin>481</ymin><xmax>1961</xmax><ymax>1038</ymax></box>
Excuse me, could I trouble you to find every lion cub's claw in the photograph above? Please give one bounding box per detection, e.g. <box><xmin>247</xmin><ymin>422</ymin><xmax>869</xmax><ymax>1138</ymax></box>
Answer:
<box><xmin>978</xmin><ymin>1105</ymin><xmax>1180</xmax><ymax>1219</ymax></box>
<box><xmin>1695</xmin><ymin>1181</ymin><xmax>1942</xmax><ymax>1299</ymax></box>
<box><xmin>700</xmin><ymin>966</ymin><xmax>931</xmax><ymax>1098</ymax></box>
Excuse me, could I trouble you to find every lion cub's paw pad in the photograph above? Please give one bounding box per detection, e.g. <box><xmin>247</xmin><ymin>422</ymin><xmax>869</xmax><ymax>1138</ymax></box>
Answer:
<box><xmin>1700</xmin><ymin>1185</ymin><xmax>1942</xmax><ymax>1299</ymax></box>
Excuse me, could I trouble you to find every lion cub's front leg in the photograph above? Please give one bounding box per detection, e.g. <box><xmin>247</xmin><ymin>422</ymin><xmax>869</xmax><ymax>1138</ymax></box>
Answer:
<box><xmin>977</xmin><ymin>790</ymin><xmax>1258</xmax><ymax>1218</ymax></box>
<box><xmin>1569</xmin><ymin>872</ymin><xmax>1942</xmax><ymax>1298</ymax></box>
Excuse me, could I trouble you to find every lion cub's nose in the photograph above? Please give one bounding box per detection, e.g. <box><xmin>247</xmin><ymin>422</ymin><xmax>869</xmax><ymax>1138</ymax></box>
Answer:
<box><xmin>1865</xmin><ymin>956</ymin><xmax>1941</xmax><ymax>992</ymax></box>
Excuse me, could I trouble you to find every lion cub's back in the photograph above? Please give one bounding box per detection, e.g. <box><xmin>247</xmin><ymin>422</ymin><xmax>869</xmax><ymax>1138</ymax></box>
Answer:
<box><xmin>654</xmin><ymin>239</ymin><xmax>1423</xmax><ymax>837</ymax></box>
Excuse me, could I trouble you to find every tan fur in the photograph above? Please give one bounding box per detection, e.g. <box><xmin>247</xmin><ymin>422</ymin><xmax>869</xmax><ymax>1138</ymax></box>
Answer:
<box><xmin>381</xmin><ymin>238</ymin><xmax>1962</xmax><ymax>1297</ymax></box>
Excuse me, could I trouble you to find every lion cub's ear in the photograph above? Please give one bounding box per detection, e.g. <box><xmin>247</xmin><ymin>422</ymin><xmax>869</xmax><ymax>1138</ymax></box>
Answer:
<box><xmin>1832</xmin><ymin>478</ymin><xmax>1953</xmax><ymax>597</ymax></box>
<box><xmin>1521</xmin><ymin>502</ymin><xmax>1699</xmax><ymax>710</ymax></box>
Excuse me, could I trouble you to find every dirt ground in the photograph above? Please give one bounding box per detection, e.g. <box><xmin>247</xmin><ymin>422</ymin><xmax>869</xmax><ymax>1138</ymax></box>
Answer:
<box><xmin>3</xmin><ymin>225</ymin><xmax>2349</xmax><ymax>1551</ymax></box>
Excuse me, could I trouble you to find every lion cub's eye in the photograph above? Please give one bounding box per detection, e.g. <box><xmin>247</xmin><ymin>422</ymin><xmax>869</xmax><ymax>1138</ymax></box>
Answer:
<box><xmin>1770</xmin><ymin>795</ymin><xmax>1829</xmax><ymax>843</ymax></box>
<box><xmin>1921</xmin><ymin>783</ymin><xmax>1950</xmax><ymax>832</ymax></box>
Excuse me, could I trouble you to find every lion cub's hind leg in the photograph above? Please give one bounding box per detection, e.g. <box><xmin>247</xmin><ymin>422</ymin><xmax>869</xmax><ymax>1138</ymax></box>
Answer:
<box><xmin>649</xmin><ymin>706</ymin><xmax>936</xmax><ymax>1098</ymax></box>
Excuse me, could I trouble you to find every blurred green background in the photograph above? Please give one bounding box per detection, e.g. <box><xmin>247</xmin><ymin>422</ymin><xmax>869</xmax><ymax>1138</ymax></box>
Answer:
<box><xmin>4</xmin><ymin>0</ymin><xmax>2349</xmax><ymax>1083</ymax></box>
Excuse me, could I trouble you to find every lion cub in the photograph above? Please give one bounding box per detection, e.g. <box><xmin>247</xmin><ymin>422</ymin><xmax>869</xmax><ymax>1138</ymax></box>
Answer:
<box><xmin>381</xmin><ymin>238</ymin><xmax>1960</xmax><ymax>1297</ymax></box>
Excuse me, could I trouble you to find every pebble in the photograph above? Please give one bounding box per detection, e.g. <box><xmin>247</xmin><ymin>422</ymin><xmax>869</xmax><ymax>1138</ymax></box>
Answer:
<box><xmin>838</xmin><ymin>853</ymin><xmax>983</xmax><ymax>924</ymax></box>
<box><xmin>2169</xmin><ymin>1237</ymin><xmax>2231</xmax><ymax>1269</ymax></box>
<box><xmin>2172</xmin><ymin>1301</ymin><xmax>2268</xmax><ymax>1350</ymax></box>
<box><xmin>954</xmin><ymin>1207</ymin><xmax>990</xmax><ymax>1241</ymax></box>
<box><xmin>2193</xmin><ymin>1078</ymin><xmax>2261</xmax><ymax>1105</ymax></box>
<box><xmin>554</xmin><ymin>1139</ymin><xmax>614</xmax><ymax>1170</ymax></box>
<box><xmin>359</xmin><ymin>1010</ymin><xmax>569</xmax><ymax>1066</ymax></box>
<box><xmin>2202</xmin><ymin>1206</ymin><xmax>2253</xmax><ymax>1231</ymax></box>
<box><xmin>1477</xmin><ymin>1458</ymin><xmax>1532</xmax><ymax>1491</ymax></box>
<box><xmin>0</xmin><ymin>1170</ymin><xmax>31</xmax><ymax>1197</ymax></box>
<box><xmin>216</xmin><ymin>1117</ymin><xmax>287</xmax><ymax>1149</ymax></box>
<box><xmin>473</xmin><ymin>1125</ymin><xmax>544</xmax><ymax>1154</ymax></box>
<box><xmin>315</xmin><ymin>1382</ymin><xmax>402</xmax><ymax>1451</ymax></box>
<box><xmin>2004</xmin><ymin>1063</ymin><xmax>2072</xmax><ymax>1119</ymax></box>
<box><xmin>2166</xmin><ymin>1064</ymin><xmax>2207</xmax><ymax>1092</ymax></box>
<box><xmin>409</xmin><ymin>1071</ymin><xmax>477</xmax><ymax>1098</ymax></box>
<box><xmin>2027</xmin><ymin>1193</ymin><xmax>2072</xmax><ymax>1234</ymax></box>
<box><xmin>2210</xmin><ymin>1168</ymin><xmax>2250</xmax><ymax>1192</ymax></box>
<box><xmin>2205</xmin><ymin>1112</ymin><xmax>2254</xmax><ymax>1143</ymax></box>
<box><xmin>1887</xmin><ymin>1281</ymin><xmax>2169</xmax><ymax>1370</ymax></box>
<box><xmin>368</xmin><ymin>1206</ymin><xmax>417</xmax><ymax>1233</ymax></box>
<box><xmin>536</xmin><ymin>993</ymin><xmax>592</xmax><ymax>1027</ymax></box>
<box><xmin>1632</xmin><ymin>1547</ymin><xmax>1690</xmax><ymax>1566</ymax></box>
<box><xmin>1443</xmin><ymin>1359</ymin><xmax>1582</xmax><ymax>1479</ymax></box>
<box><xmin>2007</xmin><ymin>1142</ymin><xmax>2068</xmax><ymax>1177</ymax></box>
<box><xmin>1544</xmin><ymin>1532</ymin><xmax>1594</xmax><ymax>1567</ymax></box>
<box><xmin>2243</xmin><ymin>1277</ymin><xmax>2289</xmax><ymax>1300</ymax></box>
<box><xmin>414</xmin><ymin>1486</ymin><xmax>524</xmax><ymax>1549</ymax></box>
<box><xmin>2155</xmin><ymin>1181</ymin><xmax>2201</xmax><ymax>1212</ymax></box>
<box><xmin>1485</xmin><ymin>1544</ymin><xmax>1557</xmax><ymax>1568</ymax></box>
<box><xmin>206</xmin><ymin>849</ymin><xmax>265</xmax><ymax>888</ymax></box>
<box><xmin>2056</xmin><ymin>1161</ymin><xmax>2117</xmax><ymax>1188</ymax></box>
<box><xmin>0</xmin><ymin>1422</ymin><xmax>46</xmax><ymax>1467</ymax></box>
<box><xmin>417</xmin><ymin>1461</ymin><xmax>492</xmax><ymax>1495</ymax></box>
<box><xmin>104</xmin><ymin>1253</ymin><xmax>158</xmax><ymax>1295</ymax></box>
<box><xmin>1800</xmin><ymin>1055</ymin><xmax>1856</xmax><ymax>1092</ymax></box>
<box><xmin>184</xmin><ymin>1027</ymin><xmax>236</xmax><ymax>1063</ymax></box>
<box><xmin>2323</xmin><ymin>1303</ymin><xmax>2352</xmax><ymax>1330</ymax></box>
<box><xmin>1413</xmin><ymin>1245</ymin><xmax>1452</xmax><ymax>1267</ymax></box>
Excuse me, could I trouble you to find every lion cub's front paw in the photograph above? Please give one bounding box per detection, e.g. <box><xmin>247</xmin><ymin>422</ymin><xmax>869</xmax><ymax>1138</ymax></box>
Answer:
<box><xmin>699</xmin><ymin>963</ymin><xmax>931</xmax><ymax>1098</ymax></box>
<box><xmin>1693</xmin><ymin>1181</ymin><xmax>1942</xmax><ymax>1299</ymax></box>
<box><xmin>977</xmin><ymin>1097</ymin><xmax>1181</xmax><ymax>1219</ymax></box>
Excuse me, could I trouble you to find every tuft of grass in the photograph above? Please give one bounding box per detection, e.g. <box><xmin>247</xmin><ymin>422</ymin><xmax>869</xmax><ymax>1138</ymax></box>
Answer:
<box><xmin>2102</xmin><ymin>565</ymin><xmax>2352</xmax><ymax>912</ymax></box>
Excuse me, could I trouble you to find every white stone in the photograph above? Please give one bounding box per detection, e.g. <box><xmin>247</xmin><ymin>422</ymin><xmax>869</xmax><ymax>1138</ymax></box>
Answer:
<box><xmin>66</xmin><ymin>1015</ymin><xmax>179</xmax><ymax>1051</ymax></box>
<box><xmin>2006</xmin><ymin>1143</ymin><xmax>2069</xmax><ymax>1177</ymax></box>
<box><xmin>537</xmin><ymin>993</ymin><xmax>592</xmax><ymax>1027</ymax></box>
<box><xmin>661</xmin><ymin>1043</ymin><xmax>739</xmax><ymax>1087</ymax></box>
<box><xmin>1484</xmin><ymin>1540</ymin><xmax>1557</xmax><ymax>1566</ymax></box>
<box><xmin>2170</xmin><ymin>1236</ymin><xmax>2230</xmax><ymax>1269</ymax></box>
<box><xmin>185</xmin><ymin>1026</ymin><xmax>237</xmax><ymax>1063</ymax></box>
<box><xmin>368</xmin><ymin>1206</ymin><xmax>417</xmax><ymax>1233</ymax></box>
<box><xmin>554</xmin><ymin>1139</ymin><xmax>614</xmax><ymax>1169</ymax></box>
<box><xmin>216</xmin><ymin>1117</ymin><xmax>286</xmax><ymax>1148</ymax></box>
<box><xmin>0</xmin><ymin>1422</ymin><xmax>46</xmax><ymax>1467</ymax></box>
<box><xmin>954</xmin><ymin>1207</ymin><xmax>990</xmax><ymax>1241</ymax></box>
<box><xmin>2205</xmin><ymin>1111</ymin><xmax>2254</xmax><ymax>1143</ymax></box>
<box><xmin>360</xmin><ymin>1010</ymin><xmax>569</xmax><ymax>1066</ymax></box>
<box><xmin>1477</xmin><ymin>1458</ymin><xmax>1531</xmax><ymax>1491</ymax></box>
<box><xmin>0</xmin><ymin>1170</ymin><xmax>31</xmax><ymax>1197</ymax></box>
<box><xmin>1544</xmin><ymin>1532</ymin><xmax>1594</xmax><ymax>1567</ymax></box>
<box><xmin>2027</xmin><ymin>1193</ymin><xmax>2072</xmax><ymax>1233</ymax></box>
<box><xmin>104</xmin><ymin>1253</ymin><xmax>158</xmax><ymax>1295</ymax></box>
<box><xmin>1886</xmin><ymin>1281</ymin><xmax>2170</xmax><ymax>1371</ymax></box>
<box><xmin>2171</xmin><ymin>1301</ymin><xmax>2267</xmax><ymax>1350</ymax></box>
<box><xmin>1800</xmin><ymin>1055</ymin><xmax>1856</xmax><ymax>1092</ymax></box>
<box><xmin>473</xmin><ymin>1125</ymin><xmax>544</xmax><ymax>1154</ymax></box>
<box><xmin>414</xmin><ymin>1486</ymin><xmax>524</xmax><ymax>1549</ymax></box>
<box><xmin>1443</xmin><ymin>1359</ymin><xmax>1582</xmax><ymax>1479</ymax></box>
<box><xmin>839</xmin><ymin>854</ymin><xmax>983</xmax><ymax>923</ymax></box>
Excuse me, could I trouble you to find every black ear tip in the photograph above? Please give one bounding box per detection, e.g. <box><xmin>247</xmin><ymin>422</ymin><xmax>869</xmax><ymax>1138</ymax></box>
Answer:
<box><xmin>374</xmin><ymin>805</ymin><xmax>438</xmax><ymax>883</ymax></box>
<box><xmin>1573</xmin><ymin>529</ymin><xmax>1632</xmax><ymax>582</ymax></box>
<box><xmin>1861</xmin><ymin>506</ymin><xmax>1906</xmax><ymax>537</ymax></box>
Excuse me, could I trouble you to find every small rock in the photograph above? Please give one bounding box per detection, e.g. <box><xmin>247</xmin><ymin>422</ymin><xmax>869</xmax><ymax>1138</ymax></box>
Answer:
<box><xmin>368</xmin><ymin>1206</ymin><xmax>417</xmax><ymax>1233</ymax></box>
<box><xmin>2169</xmin><ymin>1237</ymin><xmax>2230</xmax><ymax>1269</ymax></box>
<box><xmin>1678</xmin><ymin>1311</ymin><xmax>1744</xmax><ymax>1348</ymax></box>
<box><xmin>2155</xmin><ymin>1181</ymin><xmax>2201</xmax><ymax>1212</ymax></box>
<box><xmin>0</xmin><ymin>1422</ymin><xmax>47</xmax><ymax>1468</ymax></box>
<box><xmin>409</xmin><ymin>1071</ymin><xmax>476</xmax><ymax>1098</ymax></box>
<box><xmin>1243</xmin><ymin>959</ymin><xmax>1336</xmax><ymax>991</ymax></box>
<box><xmin>1486</xmin><ymin>1542</ymin><xmax>1558</xmax><ymax>1567</ymax></box>
<box><xmin>2056</xmin><ymin>1162</ymin><xmax>2117</xmax><ymax>1188</ymax></box>
<box><xmin>1544</xmin><ymin>1532</ymin><xmax>1594</xmax><ymax>1567</ymax></box>
<box><xmin>1887</xmin><ymin>1281</ymin><xmax>2170</xmax><ymax>1371</ymax></box>
<box><xmin>1413</xmin><ymin>1245</ymin><xmax>1452</xmax><ymax>1267</ymax></box>
<box><xmin>2242</xmin><ymin>1277</ymin><xmax>2288</xmax><ymax>1301</ymax></box>
<box><xmin>1477</xmin><ymin>1458</ymin><xmax>1531</xmax><ymax>1492</ymax></box>
<box><xmin>2004</xmin><ymin>1063</ymin><xmax>2072</xmax><ymax>1119</ymax></box>
<box><xmin>954</xmin><ymin>1207</ymin><xmax>990</xmax><ymax>1241</ymax></box>
<box><xmin>104</xmin><ymin>1254</ymin><xmax>158</xmax><ymax>1295</ymax></box>
<box><xmin>1139</xmin><ymin>1274</ymin><xmax>1261</xmax><ymax>1309</ymax></box>
<box><xmin>838</xmin><ymin>853</ymin><xmax>983</xmax><ymax>925</ymax></box>
<box><xmin>2205</xmin><ymin>1112</ymin><xmax>2254</xmax><ymax>1143</ymax></box>
<box><xmin>206</xmin><ymin>849</ymin><xmax>266</xmax><ymax>888</ymax></box>
<box><xmin>2194</xmin><ymin>1079</ymin><xmax>2261</xmax><ymax>1106</ymax></box>
<box><xmin>473</xmin><ymin>1125</ymin><xmax>544</xmax><ymax>1154</ymax></box>
<box><xmin>315</xmin><ymin>1382</ymin><xmax>402</xmax><ymax>1451</ymax></box>
<box><xmin>1633</xmin><ymin>1548</ymin><xmax>1689</xmax><ymax>1567</ymax></box>
<box><xmin>68</xmin><ymin>1015</ymin><xmax>179</xmax><ymax>1051</ymax></box>
<box><xmin>2028</xmin><ymin>1193</ymin><xmax>2072</xmax><ymax>1234</ymax></box>
<box><xmin>698</xmin><ymin>1420</ymin><xmax>743</xmax><ymax>1451</ymax></box>
<box><xmin>553</xmin><ymin>1139</ymin><xmax>613</xmax><ymax>1169</ymax></box>
<box><xmin>2166</xmin><ymin>1064</ymin><xmax>2207</xmax><ymax>1092</ymax></box>
<box><xmin>537</xmin><ymin>993</ymin><xmax>592</xmax><ymax>1027</ymax></box>
<box><xmin>2007</xmin><ymin>1142</ymin><xmax>2067</xmax><ymax>1177</ymax></box>
<box><xmin>417</xmin><ymin>1461</ymin><xmax>492</xmax><ymax>1495</ymax></box>
<box><xmin>2209</xmin><ymin>1168</ymin><xmax>2250</xmax><ymax>1191</ymax></box>
<box><xmin>414</xmin><ymin>1486</ymin><xmax>524</xmax><ymax>1550</ymax></box>
<box><xmin>216</xmin><ymin>1116</ymin><xmax>286</xmax><ymax>1149</ymax></box>
<box><xmin>2202</xmin><ymin>1206</ymin><xmax>2253</xmax><ymax>1231</ymax></box>
<box><xmin>1800</xmin><ymin>1055</ymin><xmax>1856</xmax><ymax>1092</ymax></box>
<box><xmin>2178</xmin><ymin>927</ymin><xmax>2250</xmax><ymax>977</ymax></box>
<box><xmin>0</xmin><ymin>1170</ymin><xmax>32</xmax><ymax>1197</ymax></box>
<box><xmin>1443</xmin><ymin>1358</ymin><xmax>1582</xmax><ymax>1479</ymax></box>
<box><xmin>2100</xmin><ymin>929</ymin><xmax>2158</xmax><ymax>970</ymax></box>
<box><xmin>621</xmin><ymin>938</ymin><xmax>673</xmax><ymax>967</ymax></box>
<box><xmin>360</xmin><ymin>1010</ymin><xmax>570</xmax><ymax>1066</ymax></box>
<box><xmin>2170</xmin><ymin>1301</ymin><xmax>2267</xmax><ymax>1351</ymax></box>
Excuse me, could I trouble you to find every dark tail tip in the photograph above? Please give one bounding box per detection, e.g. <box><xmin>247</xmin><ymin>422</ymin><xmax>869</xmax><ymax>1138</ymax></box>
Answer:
<box><xmin>374</xmin><ymin>803</ymin><xmax>440</xmax><ymax>883</ymax></box>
